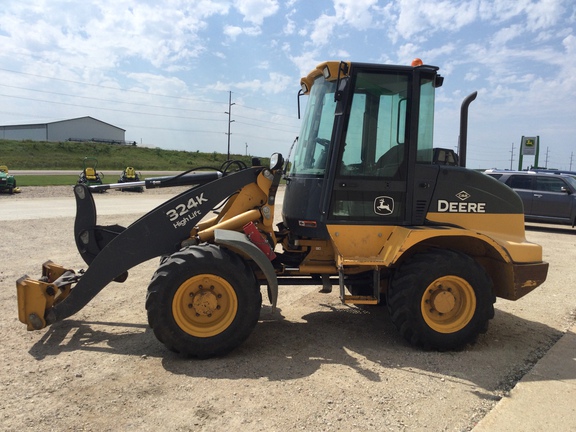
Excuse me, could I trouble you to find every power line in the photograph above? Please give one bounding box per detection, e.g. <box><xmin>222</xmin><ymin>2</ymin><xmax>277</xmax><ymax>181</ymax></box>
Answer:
<box><xmin>0</xmin><ymin>78</ymin><xmax>300</xmax><ymax>135</ymax></box>
<box><xmin>0</xmin><ymin>67</ymin><xmax>302</xmax><ymax>147</ymax></box>
<box><xmin>0</xmin><ymin>83</ymin><xmax>225</xmax><ymax>114</ymax></box>
<box><xmin>0</xmin><ymin>93</ymin><xmax>226</xmax><ymax>122</ymax></box>
<box><xmin>233</xmin><ymin>113</ymin><xmax>299</xmax><ymax>128</ymax></box>
<box><xmin>235</xmin><ymin>120</ymin><xmax>298</xmax><ymax>134</ymax></box>
<box><xmin>0</xmin><ymin>67</ymin><xmax>225</xmax><ymax>106</ymax></box>
<box><xmin>235</xmin><ymin>102</ymin><xmax>297</xmax><ymax>120</ymax></box>
<box><xmin>0</xmin><ymin>68</ymin><xmax>301</xmax><ymax>121</ymax></box>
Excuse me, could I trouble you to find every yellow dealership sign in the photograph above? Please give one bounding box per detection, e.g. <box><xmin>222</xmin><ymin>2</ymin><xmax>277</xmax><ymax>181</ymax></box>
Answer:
<box><xmin>521</xmin><ymin>136</ymin><xmax>537</xmax><ymax>156</ymax></box>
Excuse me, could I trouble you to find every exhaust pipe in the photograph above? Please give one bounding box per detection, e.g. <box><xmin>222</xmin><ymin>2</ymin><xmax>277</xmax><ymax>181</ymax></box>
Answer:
<box><xmin>458</xmin><ymin>91</ymin><xmax>477</xmax><ymax>168</ymax></box>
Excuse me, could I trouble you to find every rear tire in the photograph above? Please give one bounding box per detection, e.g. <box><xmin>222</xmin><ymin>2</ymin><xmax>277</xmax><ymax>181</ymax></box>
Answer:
<box><xmin>387</xmin><ymin>249</ymin><xmax>495</xmax><ymax>350</ymax></box>
<box><xmin>146</xmin><ymin>244</ymin><xmax>261</xmax><ymax>358</ymax></box>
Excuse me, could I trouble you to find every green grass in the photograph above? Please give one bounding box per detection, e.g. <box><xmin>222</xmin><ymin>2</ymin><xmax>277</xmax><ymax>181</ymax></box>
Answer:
<box><xmin>0</xmin><ymin>139</ymin><xmax>266</xmax><ymax>171</ymax></box>
<box><xmin>15</xmin><ymin>175</ymin><xmax>78</xmax><ymax>187</ymax></box>
<box><xmin>1</xmin><ymin>139</ymin><xmax>270</xmax><ymax>186</ymax></box>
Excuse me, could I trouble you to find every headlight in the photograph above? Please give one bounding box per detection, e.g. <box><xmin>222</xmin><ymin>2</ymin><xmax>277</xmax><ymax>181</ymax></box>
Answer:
<box><xmin>269</xmin><ymin>153</ymin><xmax>284</xmax><ymax>170</ymax></box>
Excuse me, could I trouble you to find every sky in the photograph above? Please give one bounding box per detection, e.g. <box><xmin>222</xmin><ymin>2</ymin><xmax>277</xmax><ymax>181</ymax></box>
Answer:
<box><xmin>0</xmin><ymin>0</ymin><xmax>575</xmax><ymax>170</ymax></box>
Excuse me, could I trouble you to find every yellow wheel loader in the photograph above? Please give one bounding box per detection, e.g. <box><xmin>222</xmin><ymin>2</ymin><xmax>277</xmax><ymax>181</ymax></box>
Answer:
<box><xmin>17</xmin><ymin>59</ymin><xmax>548</xmax><ymax>358</ymax></box>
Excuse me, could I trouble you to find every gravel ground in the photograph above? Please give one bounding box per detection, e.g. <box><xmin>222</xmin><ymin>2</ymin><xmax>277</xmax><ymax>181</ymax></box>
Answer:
<box><xmin>1</xmin><ymin>185</ymin><xmax>574</xmax><ymax>431</ymax></box>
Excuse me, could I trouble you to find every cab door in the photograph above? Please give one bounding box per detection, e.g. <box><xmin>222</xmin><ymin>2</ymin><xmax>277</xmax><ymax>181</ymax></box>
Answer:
<box><xmin>325</xmin><ymin>66</ymin><xmax>438</xmax><ymax>226</ymax></box>
<box><xmin>327</xmin><ymin>70</ymin><xmax>409</xmax><ymax>224</ymax></box>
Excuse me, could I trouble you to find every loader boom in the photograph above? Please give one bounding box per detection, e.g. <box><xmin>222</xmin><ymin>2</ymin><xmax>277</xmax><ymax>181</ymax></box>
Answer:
<box><xmin>18</xmin><ymin>166</ymin><xmax>280</xmax><ymax>330</ymax></box>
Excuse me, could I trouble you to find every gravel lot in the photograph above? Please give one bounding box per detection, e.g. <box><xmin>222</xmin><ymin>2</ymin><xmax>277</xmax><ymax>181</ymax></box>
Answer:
<box><xmin>1</xmin><ymin>186</ymin><xmax>574</xmax><ymax>431</ymax></box>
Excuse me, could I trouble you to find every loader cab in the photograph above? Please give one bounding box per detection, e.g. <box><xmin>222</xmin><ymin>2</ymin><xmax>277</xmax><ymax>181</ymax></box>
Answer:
<box><xmin>283</xmin><ymin>60</ymin><xmax>442</xmax><ymax>238</ymax></box>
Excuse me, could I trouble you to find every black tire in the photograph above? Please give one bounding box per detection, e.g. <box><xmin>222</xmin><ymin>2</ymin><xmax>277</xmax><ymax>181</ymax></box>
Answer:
<box><xmin>146</xmin><ymin>244</ymin><xmax>262</xmax><ymax>358</ymax></box>
<box><xmin>8</xmin><ymin>178</ymin><xmax>16</xmax><ymax>194</ymax></box>
<box><xmin>387</xmin><ymin>249</ymin><xmax>495</xmax><ymax>351</ymax></box>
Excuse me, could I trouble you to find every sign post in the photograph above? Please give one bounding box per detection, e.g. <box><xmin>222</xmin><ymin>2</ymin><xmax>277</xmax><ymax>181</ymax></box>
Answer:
<box><xmin>518</xmin><ymin>136</ymin><xmax>539</xmax><ymax>170</ymax></box>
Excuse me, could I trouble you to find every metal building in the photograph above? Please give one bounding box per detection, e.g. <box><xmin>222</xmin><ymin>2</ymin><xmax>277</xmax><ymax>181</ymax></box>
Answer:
<box><xmin>0</xmin><ymin>116</ymin><xmax>126</xmax><ymax>143</ymax></box>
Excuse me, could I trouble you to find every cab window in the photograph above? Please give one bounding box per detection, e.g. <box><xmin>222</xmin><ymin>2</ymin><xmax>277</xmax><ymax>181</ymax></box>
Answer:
<box><xmin>338</xmin><ymin>72</ymin><xmax>408</xmax><ymax>179</ymax></box>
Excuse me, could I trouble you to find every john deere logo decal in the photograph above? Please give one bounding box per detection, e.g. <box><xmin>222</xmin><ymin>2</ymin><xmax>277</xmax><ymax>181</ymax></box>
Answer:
<box><xmin>374</xmin><ymin>196</ymin><xmax>394</xmax><ymax>215</ymax></box>
<box><xmin>456</xmin><ymin>190</ymin><xmax>471</xmax><ymax>201</ymax></box>
<box><xmin>437</xmin><ymin>190</ymin><xmax>486</xmax><ymax>213</ymax></box>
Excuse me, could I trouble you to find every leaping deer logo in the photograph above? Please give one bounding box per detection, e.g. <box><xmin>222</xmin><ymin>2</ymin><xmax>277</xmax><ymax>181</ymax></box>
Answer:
<box><xmin>374</xmin><ymin>196</ymin><xmax>394</xmax><ymax>215</ymax></box>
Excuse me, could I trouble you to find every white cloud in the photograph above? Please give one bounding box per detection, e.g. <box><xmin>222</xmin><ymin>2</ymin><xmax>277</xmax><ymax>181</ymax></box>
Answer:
<box><xmin>309</xmin><ymin>14</ymin><xmax>339</xmax><ymax>46</ymax></box>
<box><xmin>395</xmin><ymin>0</ymin><xmax>565</xmax><ymax>42</ymax></box>
<box><xmin>334</xmin><ymin>0</ymin><xmax>379</xmax><ymax>28</ymax></box>
<box><xmin>0</xmin><ymin>1</ymin><xmax>231</xmax><ymax>73</ymax></box>
<box><xmin>523</xmin><ymin>0</ymin><xmax>565</xmax><ymax>30</ymax></box>
<box><xmin>396</xmin><ymin>43</ymin><xmax>421</xmax><ymax>62</ymax></box>
<box><xmin>334</xmin><ymin>49</ymin><xmax>350</xmax><ymax>58</ymax></box>
<box><xmin>308</xmin><ymin>0</ymin><xmax>381</xmax><ymax>47</ymax></box>
<box><xmin>243</xmin><ymin>26</ymin><xmax>263</xmax><ymax>37</ymax></box>
<box><xmin>223</xmin><ymin>24</ymin><xmax>262</xmax><ymax>40</ymax></box>
<box><xmin>284</xmin><ymin>12</ymin><xmax>296</xmax><ymax>35</ymax></box>
<box><xmin>464</xmin><ymin>70</ymin><xmax>479</xmax><ymax>81</ymax></box>
<box><xmin>396</xmin><ymin>0</ymin><xmax>478</xmax><ymax>40</ymax></box>
<box><xmin>491</xmin><ymin>24</ymin><xmax>525</xmax><ymax>46</ymax></box>
<box><xmin>287</xmin><ymin>49</ymin><xmax>323</xmax><ymax>78</ymax></box>
<box><xmin>208</xmin><ymin>70</ymin><xmax>293</xmax><ymax>95</ymax></box>
<box><xmin>229</xmin><ymin>72</ymin><xmax>293</xmax><ymax>94</ymax></box>
<box><xmin>125</xmin><ymin>73</ymin><xmax>189</xmax><ymax>95</ymax></box>
<box><xmin>476</xmin><ymin>0</ymin><xmax>526</xmax><ymax>22</ymax></box>
<box><xmin>233</xmin><ymin>0</ymin><xmax>279</xmax><ymax>26</ymax></box>
<box><xmin>224</xmin><ymin>25</ymin><xmax>244</xmax><ymax>41</ymax></box>
<box><xmin>1</xmin><ymin>0</ymin><xmax>574</xmax><ymax>162</ymax></box>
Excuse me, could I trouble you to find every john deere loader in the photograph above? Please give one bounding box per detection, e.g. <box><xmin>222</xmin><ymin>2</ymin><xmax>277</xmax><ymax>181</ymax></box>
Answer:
<box><xmin>17</xmin><ymin>59</ymin><xmax>548</xmax><ymax>358</ymax></box>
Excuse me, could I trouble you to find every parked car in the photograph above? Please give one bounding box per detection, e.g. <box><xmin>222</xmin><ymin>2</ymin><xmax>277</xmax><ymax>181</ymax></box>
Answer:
<box><xmin>484</xmin><ymin>170</ymin><xmax>576</xmax><ymax>227</ymax></box>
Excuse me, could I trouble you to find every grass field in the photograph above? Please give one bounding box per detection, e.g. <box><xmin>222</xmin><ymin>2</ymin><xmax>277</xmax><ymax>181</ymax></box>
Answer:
<box><xmin>13</xmin><ymin>175</ymin><xmax>78</xmax><ymax>187</ymax></box>
<box><xmin>1</xmin><ymin>139</ymin><xmax>270</xmax><ymax>186</ymax></box>
<box><xmin>0</xmin><ymin>139</ymin><xmax>264</xmax><ymax>171</ymax></box>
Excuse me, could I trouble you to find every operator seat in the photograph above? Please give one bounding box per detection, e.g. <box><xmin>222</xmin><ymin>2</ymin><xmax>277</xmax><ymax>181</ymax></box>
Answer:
<box><xmin>85</xmin><ymin>167</ymin><xmax>97</xmax><ymax>181</ymax></box>
<box><xmin>375</xmin><ymin>144</ymin><xmax>404</xmax><ymax>178</ymax></box>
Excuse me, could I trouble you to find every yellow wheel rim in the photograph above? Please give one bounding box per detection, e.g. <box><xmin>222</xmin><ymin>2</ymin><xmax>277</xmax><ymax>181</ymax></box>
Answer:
<box><xmin>172</xmin><ymin>275</ymin><xmax>238</xmax><ymax>338</ymax></box>
<box><xmin>421</xmin><ymin>276</ymin><xmax>476</xmax><ymax>334</ymax></box>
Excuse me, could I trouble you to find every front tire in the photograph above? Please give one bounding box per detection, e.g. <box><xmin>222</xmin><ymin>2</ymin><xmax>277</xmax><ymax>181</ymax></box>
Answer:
<box><xmin>387</xmin><ymin>249</ymin><xmax>495</xmax><ymax>350</ymax></box>
<box><xmin>146</xmin><ymin>245</ymin><xmax>262</xmax><ymax>358</ymax></box>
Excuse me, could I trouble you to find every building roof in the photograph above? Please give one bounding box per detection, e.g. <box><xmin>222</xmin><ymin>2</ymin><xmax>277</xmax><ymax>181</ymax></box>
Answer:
<box><xmin>0</xmin><ymin>116</ymin><xmax>125</xmax><ymax>131</ymax></box>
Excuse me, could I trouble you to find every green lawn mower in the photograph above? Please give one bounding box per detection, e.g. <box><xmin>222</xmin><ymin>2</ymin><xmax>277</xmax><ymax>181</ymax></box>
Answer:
<box><xmin>77</xmin><ymin>157</ymin><xmax>104</xmax><ymax>187</ymax></box>
<box><xmin>0</xmin><ymin>164</ymin><xmax>20</xmax><ymax>194</ymax></box>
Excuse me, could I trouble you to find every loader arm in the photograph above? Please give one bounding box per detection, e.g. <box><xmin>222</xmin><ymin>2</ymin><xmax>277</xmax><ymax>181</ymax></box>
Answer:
<box><xmin>42</xmin><ymin>167</ymin><xmax>263</xmax><ymax>327</ymax></box>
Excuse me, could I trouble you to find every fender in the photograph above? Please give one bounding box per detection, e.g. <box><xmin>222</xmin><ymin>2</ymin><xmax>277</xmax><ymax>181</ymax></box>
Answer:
<box><xmin>214</xmin><ymin>229</ymin><xmax>278</xmax><ymax>308</ymax></box>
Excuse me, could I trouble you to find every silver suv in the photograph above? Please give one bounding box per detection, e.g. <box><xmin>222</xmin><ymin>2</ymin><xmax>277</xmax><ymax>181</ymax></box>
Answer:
<box><xmin>485</xmin><ymin>170</ymin><xmax>576</xmax><ymax>227</ymax></box>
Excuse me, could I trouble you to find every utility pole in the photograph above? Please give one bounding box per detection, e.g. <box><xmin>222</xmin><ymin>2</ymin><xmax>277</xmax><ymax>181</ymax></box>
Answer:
<box><xmin>510</xmin><ymin>142</ymin><xmax>515</xmax><ymax>170</ymax></box>
<box><xmin>570</xmin><ymin>152</ymin><xmax>574</xmax><ymax>170</ymax></box>
<box><xmin>545</xmin><ymin>147</ymin><xmax>549</xmax><ymax>168</ymax></box>
<box><xmin>224</xmin><ymin>91</ymin><xmax>235</xmax><ymax>160</ymax></box>
<box><xmin>245</xmin><ymin>142</ymin><xmax>248</xmax><ymax>156</ymax></box>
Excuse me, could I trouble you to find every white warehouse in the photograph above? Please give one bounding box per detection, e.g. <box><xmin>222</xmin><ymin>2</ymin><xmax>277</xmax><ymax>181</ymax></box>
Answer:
<box><xmin>0</xmin><ymin>116</ymin><xmax>126</xmax><ymax>143</ymax></box>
